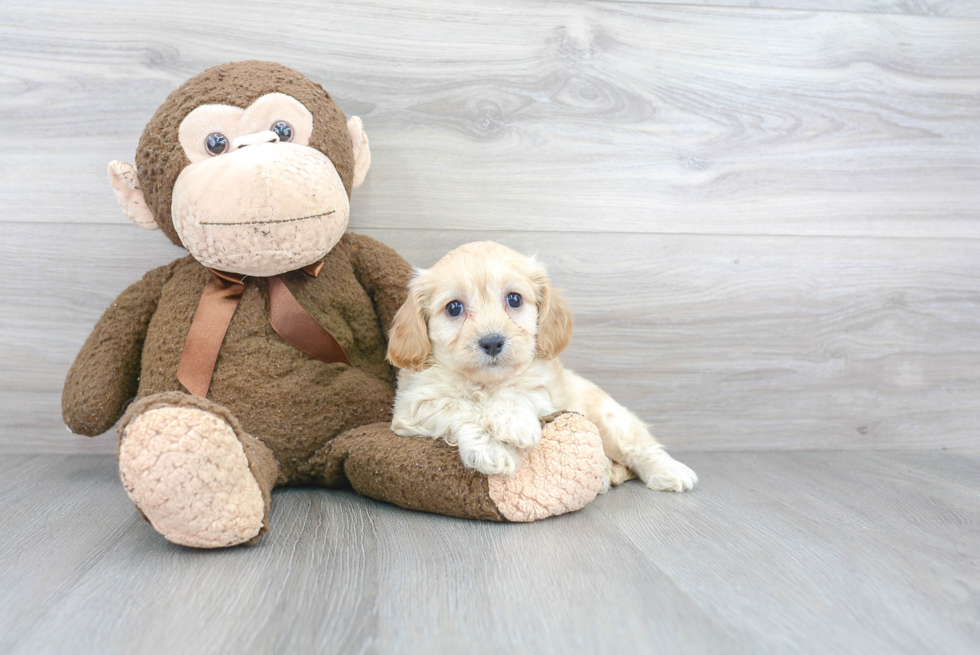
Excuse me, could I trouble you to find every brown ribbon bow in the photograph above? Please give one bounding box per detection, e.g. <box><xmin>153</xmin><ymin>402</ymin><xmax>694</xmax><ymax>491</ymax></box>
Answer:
<box><xmin>176</xmin><ymin>262</ymin><xmax>352</xmax><ymax>397</ymax></box>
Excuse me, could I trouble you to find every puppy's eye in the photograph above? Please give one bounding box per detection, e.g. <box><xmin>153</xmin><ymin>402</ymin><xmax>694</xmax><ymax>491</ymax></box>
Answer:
<box><xmin>506</xmin><ymin>293</ymin><xmax>523</xmax><ymax>308</ymax></box>
<box><xmin>446</xmin><ymin>300</ymin><xmax>464</xmax><ymax>317</ymax></box>
<box><xmin>270</xmin><ymin>120</ymin><xmax>294</xmax><ymax>142</ymax></box>
<box><xmin>205</xmin><ymin>133</ymin><xmax>229</xmax><ymax>156</ymax></box>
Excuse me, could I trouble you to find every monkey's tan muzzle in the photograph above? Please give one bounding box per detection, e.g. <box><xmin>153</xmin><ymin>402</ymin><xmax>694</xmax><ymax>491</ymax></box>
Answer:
<box><xmin>171</xmin><ymin>142</ymin><xmax>350</xmax><ymax>277</ymax></box>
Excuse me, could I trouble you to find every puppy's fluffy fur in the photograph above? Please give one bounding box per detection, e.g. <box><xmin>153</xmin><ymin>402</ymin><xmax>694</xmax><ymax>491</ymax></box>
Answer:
<box><xmin>387</xmin><ymin>242</ymin><xmax>696</xmax><ymax>493</ymax></box>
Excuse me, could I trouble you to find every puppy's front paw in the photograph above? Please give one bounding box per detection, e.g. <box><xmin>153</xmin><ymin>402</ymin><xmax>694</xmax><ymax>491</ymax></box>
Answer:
<box><xmin>460</xmin><ymin>438</ymin><xmax>521</xmax><ymax>477</ymax></box>
<box><xmin>643</xmin><ymin>456</ymin><xmax>698</xmax><ymax>493</ymax></box>
<box><xmin>491</xmin><ymin>412</ymin><xmax>542</xmax><ymax>450</ymax></box>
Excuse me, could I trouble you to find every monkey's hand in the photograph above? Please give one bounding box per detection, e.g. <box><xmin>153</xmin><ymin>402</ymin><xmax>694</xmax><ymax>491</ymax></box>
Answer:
<box><xmin>348</xmin><ymin>233</ymin><xmax>413</xmax><ymax>345</ymax></box>
<box><xmin>62</xmin><ymin>262</ymin><xmax>176</xmax><ymax>436</ymax></box>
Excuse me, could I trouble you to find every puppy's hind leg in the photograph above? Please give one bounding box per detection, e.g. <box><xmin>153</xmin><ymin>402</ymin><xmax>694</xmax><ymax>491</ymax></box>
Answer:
<box><xmin>609</xmin><ymin>460</ymin><xmax>635</xmax><ymax>486</ymax></box>
<box><xmin>623</xmin><ymin>423</ymin><xmax>697</xmax><ymax>492</ymax></box>
<box><xmin>580</xmin><ymin>383</ymin><xmax>697</xmax><ymax>492</ymax></box>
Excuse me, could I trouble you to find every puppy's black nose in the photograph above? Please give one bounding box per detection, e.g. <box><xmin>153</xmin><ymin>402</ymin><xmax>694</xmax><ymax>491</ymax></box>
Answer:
<box><xmin>478</xmin><ymin>334</ymin><xmax>506</xmax><ymax>357</ymax></box>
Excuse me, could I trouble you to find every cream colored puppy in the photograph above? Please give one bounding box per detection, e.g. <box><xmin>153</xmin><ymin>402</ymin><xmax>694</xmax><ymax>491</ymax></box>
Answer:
<box><xmin>387</xmin><ymin>242</ymin><xmax>697</xmax><ymax>493</ymax></box>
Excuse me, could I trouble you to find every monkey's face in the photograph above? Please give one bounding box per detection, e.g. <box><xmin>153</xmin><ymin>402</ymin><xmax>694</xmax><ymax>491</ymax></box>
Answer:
<box><xmin>170</xmin><ymin>93</ymin><xmax>349</xmax><ymax>277</ymax></box>
<box><xmin>107</xmin><ymin>62</ymin><xmax>371</xmax><ymax>278</ymax></box>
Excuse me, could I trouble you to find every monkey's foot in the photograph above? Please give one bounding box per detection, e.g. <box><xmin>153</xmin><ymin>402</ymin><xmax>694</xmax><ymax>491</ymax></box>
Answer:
<box><xmin>118</xmin><ymin>393</ymin><xmax>276</xmax><ymax>548</ymax></box>
<box><xmin>321</xmin><ymin>411</ymin><xmax>606</xmax><ymax>522</ymax></box>
<box><xmin>486</xmin><ymin>411</ymin><xmax>606</xmax><ymax>522</ymax></box>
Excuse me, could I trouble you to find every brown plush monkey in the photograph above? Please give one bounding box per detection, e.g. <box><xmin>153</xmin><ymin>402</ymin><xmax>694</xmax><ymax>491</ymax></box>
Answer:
<box><xmin>63</xmin><ymin>62</ymin><xmax>607</xmax><ymax>548</ymax></box>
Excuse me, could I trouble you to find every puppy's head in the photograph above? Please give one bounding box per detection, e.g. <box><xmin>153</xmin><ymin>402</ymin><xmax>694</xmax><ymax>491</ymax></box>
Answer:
<box><xmin>387</xmin><ymin>242</ymin><xmax>573</xmax><ymax>380</ymax></box>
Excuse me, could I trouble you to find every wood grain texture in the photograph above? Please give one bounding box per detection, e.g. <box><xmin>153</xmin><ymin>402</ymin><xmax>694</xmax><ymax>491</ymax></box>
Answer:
<box><xmin>1</xmin><ymin>451</ymin><xmax>977</xmax><ymax>654</ymax></box>
<box><xmin>2</xmin><ymin>223</ymin><xmax>977</xmax><ymax>453</ymax></box>
<box><xmin>624</xmin><ymin>0</ymin><xmax>980</xmax><ymax>19</ymax></box>
<box><xmin>1</xmin><ymin>0</ymin><xmax>978</xmax><ymax>453</ymax></box>
<box><xmin>1</xmin><ymin>0</ymin><xmax>979</xmax><ymax>237</ymax></box>
<box><xmin>2</xmin><ymin>4</ymin><xmax>977</xmax><ymax>652</ymax></box>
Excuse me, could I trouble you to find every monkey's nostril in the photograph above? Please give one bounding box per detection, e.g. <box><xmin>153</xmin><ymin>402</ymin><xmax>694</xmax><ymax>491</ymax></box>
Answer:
<box><xmin>478</xmin><ymin>334</ymin><xmax>506</xmax><ymax>357</ymax></box>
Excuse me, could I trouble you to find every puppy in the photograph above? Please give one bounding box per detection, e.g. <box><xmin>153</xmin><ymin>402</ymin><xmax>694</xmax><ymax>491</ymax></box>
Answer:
<box><xmin>386</xmin><ymin>242</ymin><xmax>697</xmax><ymax>493</ymax></box>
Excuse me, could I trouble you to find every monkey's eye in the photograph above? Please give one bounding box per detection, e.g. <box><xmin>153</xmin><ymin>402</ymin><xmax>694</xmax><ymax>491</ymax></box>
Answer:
<box><xmin>506</xmin><ymin>293</ymin><xmax>523</xmax><ymax>308</ymax></box>
<box><xmin>446</xmin><ymin>301</ymin><xmax>464</xmax><ymax>317</ymax></box>
<box><xmin>205</xmin><ymin>133</ymin><xmax>229</xmax><ymax>156</ymax></box>
<box><xmin>270</xmin><ymin>120</ymin><xmax>294</xmax><ymax>142</ymax></box>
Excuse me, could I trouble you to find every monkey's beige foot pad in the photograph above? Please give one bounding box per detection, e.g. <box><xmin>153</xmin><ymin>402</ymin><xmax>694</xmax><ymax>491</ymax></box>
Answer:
<box><xmin>118</xmin><ymin>405</ymin><xmax>267</xmax><ymax>548</ymax></box>
<box><xmin>487</xmin><ymin>411</ymin><xmax>606</xmax><ymax>522</ymax></box>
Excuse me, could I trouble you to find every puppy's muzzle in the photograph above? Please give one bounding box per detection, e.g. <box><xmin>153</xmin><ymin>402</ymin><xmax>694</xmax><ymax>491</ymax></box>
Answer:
<box><xmin>478</xmin><ymin>333</ymin><xmax>506</xmax><ymax>358</ymax></box>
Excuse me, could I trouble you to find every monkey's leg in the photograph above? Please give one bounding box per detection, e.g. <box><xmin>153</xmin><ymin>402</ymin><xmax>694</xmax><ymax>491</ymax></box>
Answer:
<box><xmin>117</xmin><ymin>392</ymin><xmax>279</xmax><ymax>548</ymax></box>
<box><xmin>314</xmin><ymin>412</ymin><xmax>607</xmax><ymax>522</ymax></box>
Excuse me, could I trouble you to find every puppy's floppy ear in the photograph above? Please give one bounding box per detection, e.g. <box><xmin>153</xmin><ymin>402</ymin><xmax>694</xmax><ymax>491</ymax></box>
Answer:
<box><xmin>534</xmin><ymin>268</ymin><xmax>573</xmax><ymax>359</ymax></box>
<box><xmin>387</xmin><ymin>276</ymin><xmax>430</xmax><ymax>371</ymax></box>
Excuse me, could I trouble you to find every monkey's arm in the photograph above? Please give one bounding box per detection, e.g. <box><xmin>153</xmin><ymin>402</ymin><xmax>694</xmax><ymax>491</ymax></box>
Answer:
<box><xmin>347</xmin><ymin>233</ymin><xmax>413</xmax><ymax>341</ymax></box>
<box><xmin>62</xmin><ymin>262</ymin><xmax>177</xmax><ymax>436</ymax></box>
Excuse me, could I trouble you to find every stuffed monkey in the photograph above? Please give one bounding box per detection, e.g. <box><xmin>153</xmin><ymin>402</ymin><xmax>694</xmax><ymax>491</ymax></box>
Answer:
<box><xmin>63</xmin><ymin>62</ymin><xmax>607</xmax><ymax>548</ymax></box>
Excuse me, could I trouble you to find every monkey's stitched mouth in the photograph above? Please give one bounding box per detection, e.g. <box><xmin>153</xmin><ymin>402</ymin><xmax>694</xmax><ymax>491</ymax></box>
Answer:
<box><xmin>200</xmin><ymin>210</ymin><xmax>335</xmax><ymax>227</ymax></box>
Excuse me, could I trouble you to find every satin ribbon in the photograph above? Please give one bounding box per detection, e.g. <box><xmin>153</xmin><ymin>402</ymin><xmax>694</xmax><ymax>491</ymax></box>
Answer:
<box><xmin>176</xmin><ymin>261</ymin><xmax>352</xmax><ymax>397</ymax></box>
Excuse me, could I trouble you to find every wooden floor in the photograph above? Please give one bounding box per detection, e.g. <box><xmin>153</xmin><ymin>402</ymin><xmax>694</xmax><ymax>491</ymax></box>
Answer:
<box><xmin>1</xmin><ymin>450</ymin><xmax>977</xmax><ymax>654</ymax></box>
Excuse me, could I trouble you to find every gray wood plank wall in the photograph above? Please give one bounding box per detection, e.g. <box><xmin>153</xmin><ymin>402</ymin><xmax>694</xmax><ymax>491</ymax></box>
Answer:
<box><xmin>1</xmin><ymin>0</ymin><xmax>978</xmax><ymax>453</ymax></box>
<box><xmin>620</xmin><ymin>0</ymin><xmax>980</xmax><ymax>18</ymax></box>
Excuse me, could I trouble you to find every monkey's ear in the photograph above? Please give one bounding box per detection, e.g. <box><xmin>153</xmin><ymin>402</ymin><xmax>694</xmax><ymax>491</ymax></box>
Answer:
<box><xmin>347</xmin><ymin>116</ymin><xmax>371</xmax><ymax>189</ymax></box>
<box><xmin>107</xmin><ymin>161</ymin><xmax>158</xmax><ymax>230</ymax></box>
